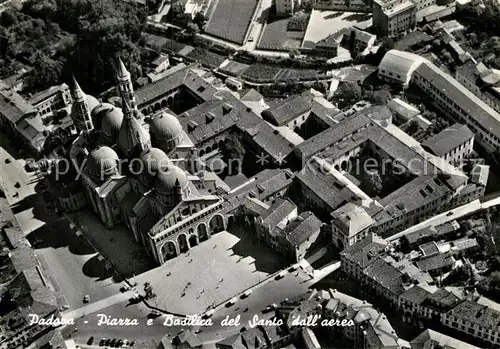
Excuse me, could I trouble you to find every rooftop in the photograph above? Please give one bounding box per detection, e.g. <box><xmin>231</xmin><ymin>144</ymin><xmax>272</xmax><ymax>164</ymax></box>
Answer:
<box><xmin>281</xmin><ymin>211</ymin><xmax>323</xmax><ymax>246</ymax></box>
<box><xmin>261</xmin><ymin>199</ymin><xmax>297</xmax><ymax>228</ymax></box>
<box><xmin>0</xmin><ymin>89</ymin><xmax>37</xmax><ymax>124</ymax></box>
<box><xmin>400</xmin><ymin>285</ymin><xmax>431</xmax><ymax>305</ymax></box>
<box><xmin>416</xmin><ymin>253</ymin><xmax>455</xmax><ymax>272</ymax></box>
<box><xmin>448</xmin><ymin>300</ymin><xmax>500</xmax><ymax>331</ymax></box>
<box><xmin>341</xmin><ymin>233</ymin><xmax>389</xmax><ymax>268</ymax></box>
<box><xmin>29</xmin><ymin>83</ymin><xmax>69</xmax><ymax>106</ymax></box>
<box><xmin>411</xmin><ymin>329</ymin><xmax>481</xmax><ymax>349</ymax></box>
<box><xmin>363</xmin><ymin>258</ymin><xmax>405</xmax><ymax>295</ymax></box>
<box><xmin>422</xmin><ymin>123</ymin><xmax>474</xmax><ymax>157</ymax></box>
<box><xmin>135</xmin><ymin>64</ymin><xmax>217</xmax><ymax>107</ymax></box>
<box><xmin>262</xmin><ymin>94</ymin><xmax>312</xmax><ymax>126</ymax></box>
<box><xmin>415</xmin><ymin>61</ymin><xmax>500</xmax><ymax>140</ymax></box>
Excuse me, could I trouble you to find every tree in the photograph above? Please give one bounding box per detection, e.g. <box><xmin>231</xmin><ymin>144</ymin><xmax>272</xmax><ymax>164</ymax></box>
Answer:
<box><xmin>364</xmin><ymin>170</ymin><xmax>383</xmax><ymax>195</ymax></box>
<box><xmin>25</xmin><ymin>52</ymin><xmax>65</xmax><ymax>93</ymax></box>
<box><xmin>220</xmin><ymin>133</ymin><xmax>245</xmax><ymax>174</ymax></box>
<box><xmin>372</xmin><ymin>89</ymin><xmax>392</xmax><ymax>105</ymax></box>
<box><xmin>0</xmin><ymin>10</ymin><xmax>17</xmax><ymax>27</ymax></box>
<box><xmin>21</xmin><ymin>0</ymin><xmax>147</xmax><ymax>94</ymax></box>
<box><xmin>194</xmin><ymin>12</ymin><xmax>205</xmax><ymax>27</ymax></box>
<box><xmin>337</xmin><ymin>81</ymin><xmax>362</xmax><ymax>101</ymax></box>
<box><xmin>187</xmin><ymin>22</ymin><xmax>199</xmax><ymax>34</ymax></box>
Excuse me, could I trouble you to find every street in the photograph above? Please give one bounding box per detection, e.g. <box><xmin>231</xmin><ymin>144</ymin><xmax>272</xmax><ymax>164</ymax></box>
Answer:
<box><xmin>0</xmin><ymin>147</ymin><xmax>122</xmax><ymax>310</ymax></box>
<box><xmin>66</xmin><ymin>265</ymin><xmax>321</xmax><ymax>348</ymax></box>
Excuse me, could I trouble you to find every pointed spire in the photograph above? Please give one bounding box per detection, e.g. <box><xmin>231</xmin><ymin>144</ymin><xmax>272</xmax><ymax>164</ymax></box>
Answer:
<box><xmin>116</xmin><ymin>57</ymin><xmax>130</xmax><ymax>79</ymax></box>
<box><xmin>122</xmin><ymin>97</ymin><xmax>132</xmax><ymax>119</ymax></box>
<box><xmin>71</xmin><ymin>76</ymin><xmax>85</xmax><ymax>102</ymax></box>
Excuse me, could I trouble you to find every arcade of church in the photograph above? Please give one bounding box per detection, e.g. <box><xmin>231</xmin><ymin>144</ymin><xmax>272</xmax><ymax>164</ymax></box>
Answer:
<box><xmin>151</xmin><ymin>205</ymin><xmax>226</xmax><ymax>264</ymax></box>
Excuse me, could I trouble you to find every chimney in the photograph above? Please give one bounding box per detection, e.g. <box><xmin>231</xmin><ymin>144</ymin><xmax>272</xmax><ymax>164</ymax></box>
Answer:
<box><xmin>222</xmin><ymin>103</ymin><xmax>232</xmax><ymax>115</ymax></box>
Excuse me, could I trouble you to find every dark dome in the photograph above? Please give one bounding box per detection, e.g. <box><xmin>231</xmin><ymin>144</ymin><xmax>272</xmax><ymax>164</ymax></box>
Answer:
<box><xmin>101</xmin><ymin>107</ymin><xmax>124</xmax><ymax>138</ymax></box>
<box><xmin>150</xmin><ymin>112</ymin><xmax>183</xmax><ymax>141</ymax></box>
<box><xmin>87</xmin><ymin>146</ymin><xmax>119</xmax><ymax>178</ymax></box>
<box><xmin>140</xmin><ymin>148</ymin><xmax>171</xmax><ymax>174</ymax></box>
<box><xmin>153</xmin><ymin>165</ymin><xmax>188</xmax><ymax>195</ymax></box>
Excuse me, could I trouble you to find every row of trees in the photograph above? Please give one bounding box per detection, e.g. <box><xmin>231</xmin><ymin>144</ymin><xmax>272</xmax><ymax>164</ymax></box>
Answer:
<box><xmin>335</xmin><ymin>82</ymin><xmax>392</xmax><ymax>108</ymax></box>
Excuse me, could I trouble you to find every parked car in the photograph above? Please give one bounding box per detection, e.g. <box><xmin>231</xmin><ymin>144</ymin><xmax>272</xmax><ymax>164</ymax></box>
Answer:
<box><xmin>263</xmin><ymin>303</ymin><xmax>278</xmax><ymax>313</ymax></box>
<box><xmin>87</xmin><ymin>337</ymin><xmax>94</xmax><ymax>345</ymax></box>
<box><xmin>241</xmin><ymin>289</ymin><xmax>252</xmax><ymax>298</ymax></box>
<box><xmin>99</xmin><ymin>338</ymin><xmax>106</xmax><ymax>346</ymax></box>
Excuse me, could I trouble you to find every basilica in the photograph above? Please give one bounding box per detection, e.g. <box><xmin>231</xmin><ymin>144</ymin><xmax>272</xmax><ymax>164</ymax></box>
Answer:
<box><xmin>68</xmin><ymin>59</ymin><xmax>227</xmax><ymax>265</ymax></box>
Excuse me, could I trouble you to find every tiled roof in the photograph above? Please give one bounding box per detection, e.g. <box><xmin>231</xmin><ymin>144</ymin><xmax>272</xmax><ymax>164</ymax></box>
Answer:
<box><xmin>295</xmin><ymin>160</ymin><xmax>357</xmax><ymax>212</ymax></box>
<box><xmin>424</xmin><ymin>288</ymin><xmax>460</xmax><ymax>309</ymax></box>
<box><xmin>447</xmin><ymin>300</ymin><xmax>500</xmax><ymax>331</ymax></box>
<box><xmin>226</xmin><ymin>169</ymin><xmax>294</xmax><ymax>202</ymax></box>
<box><xmin>241</xmin><ymin>89</ymin><xmax>264</xmax><ymax>102</ymax></box>
<box><xmin>135</xmin><ymin>64</ymin><xmax>216</xmax><ymax>107</ymax></box>
<box><xmin>387</xmin><ymin>98</ymin><xmax>420</xmax><ymax>120</ymax></box>
<box><xmin>419</xmin><ymin>241</ymin><xmax>439</xmax><ymax>256</ymax></box>
<box><xmin>332</xmin><ymin>203</ymin><xmax>375</xmax><ymax>237</ymax></box>
<box><xmin>415</xmin><ymin>62</ymin><xmax>500</xmax><ymax>140</ymax></box>
<box><xmin>29</xmin><ymin>83</ymin><xmax>69</xmax><ymax>105</ymax></box>
<box><xmin>341</xmin><ymin>233</ymin><xmax>388</xmax><ymax>268</ymax></box>
<box><xmin>295</xmin><ymin>110</ymin><xmax>372</xmax><ymax>161</ymax></box>
<box><xmin>410</xmin><ymin>329</ymin><xmax>482</xmax><ymax>349</ymax></box>
<box><xmin>416</xmin><ymin>253</ymin><xmax>455</xmax><ymax>272</ymax></box>
<box><xmin>400</xmin><ymin>285</ymin><xmax>431</xmax><ymax>305</ymax></box>
<box><xmin>422</xmin><ymin>123</ymin><xmax>474</xmax><ymax>156</ymax></box>
<box><xmin>261</xmin><ymin>198</ymin><xmax>296</xmax><ymax>227</ymax></box>
<box><xmin>262</xmin><ymin>95</ymin><xmax>312</xmax><ymax>126</ymax></box>
<box><xmin>363</xmin><ymin>257</ymin><xmax>405</xmax><ymax>295</ymax></box>
<box><xmin>0</xmin><ymin>89</ymin><xmax>37</xmax><ymax>124</ymax></box>
<box><xmin>452</xmin><ymin>237</ymin><xmax>478</xmax><ymax>251</ymax></box>
<box><xmin>282</xmin><ymin>211</ymin><xmax>322</xmax><ymax>246</ymax></box>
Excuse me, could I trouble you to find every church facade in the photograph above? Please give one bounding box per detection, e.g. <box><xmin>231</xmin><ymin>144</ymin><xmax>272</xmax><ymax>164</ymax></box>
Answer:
<box><xmin>68</xmin><ymin>59</ymin><xmax>227</xmax><ymax>265</ymax></box>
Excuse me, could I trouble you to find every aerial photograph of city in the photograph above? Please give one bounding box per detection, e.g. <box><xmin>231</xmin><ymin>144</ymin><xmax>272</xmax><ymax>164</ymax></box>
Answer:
<box><xmin>1</xmin><ymin>0</ymin><xmax>500</xmax><ymax>348</ymax></box>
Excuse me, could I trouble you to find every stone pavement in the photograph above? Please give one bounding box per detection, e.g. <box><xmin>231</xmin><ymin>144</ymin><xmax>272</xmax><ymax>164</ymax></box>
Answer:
<box><xmin>61</xmin><ymin>290</ymin><xmax>135</xmax><ymax>320</ymax></box>
<box><xmin>135</xmin><ymin>231</ymin><xmax>270</xmax><ymax>315</ymax></box>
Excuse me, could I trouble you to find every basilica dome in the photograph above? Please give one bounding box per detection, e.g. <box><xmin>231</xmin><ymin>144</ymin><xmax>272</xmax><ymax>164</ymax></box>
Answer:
<box><xmin>153</xmin><ymin>165</ymin><xmax>188</xmax><ymax>195</ymax></box>
<box><xmin>86</xmin><ymin>94</ymin><xmax>100</xmax><ymax>113</ymax></box>
<box><xmin>101</xmin><ymin>106</ymin><xmax>124</xmax><ymax>139</ymax></box>
<box><xmin>86</xmin><ymin>146</ymin><xmax>120</xmax><ymax>178</ymax></box>
<box><xmin>140</xmin><ymin>148</ymin><xmax>171</xmax><ymax>175</ymax></box>
<box><xmin>150</xmin><ymin>112</ymin><xmax>183</xmax><ymax>141</ymax></box>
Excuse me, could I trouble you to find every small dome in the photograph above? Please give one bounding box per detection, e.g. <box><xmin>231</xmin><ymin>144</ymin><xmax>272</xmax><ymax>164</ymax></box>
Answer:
<box><xmin>140</xmin><ymin>148</ymin><xmax>171</xmax><ymax>174</ymax></box>
<box><xmin>87</xmin><ymin>146</ymin><xmax>119</xmax><ymax>178</ymax></box>
<box><xmin>117</xmin><ymin>117</ymin><xmax>151</xmax><ymax>157</ymax></box>
<box><xmin>101</xmin><ymin>107</ymin><xmax>124</xmax><ymax>138</ymax></box>
<box><xmin>150</xmin><ymin>112</ymin><xmax>183</xmax><ymax>141</ymax></box>
<box><xmin>481</xmin><ymin>69</ymin><xmax>500</xmax><ymax>86</ymax></box>
<box><xmin>153</xmin><ymin>165</ymin><xmax>188</xmax><ymax>195</ymax></box>
<box><xmin>353</xmin><ymin>309</ymin><xmax>371</xmax><ymax>324</ymax></box>
<box><xmin>91</xmin><ymin>103</ymin><xmax>114</xmax><ymax>130</ymax></box>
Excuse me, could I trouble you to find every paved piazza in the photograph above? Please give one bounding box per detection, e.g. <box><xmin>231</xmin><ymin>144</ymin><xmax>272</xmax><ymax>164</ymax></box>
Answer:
<box><xmin>135</xmin><ymin>230</ymin><xmax>281</xmax><ymax>315</ymax></box>
<box><xmin>302</xmin><ymin>10</ymin><xmax>372</xmax><ymax>48</ymax></box>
